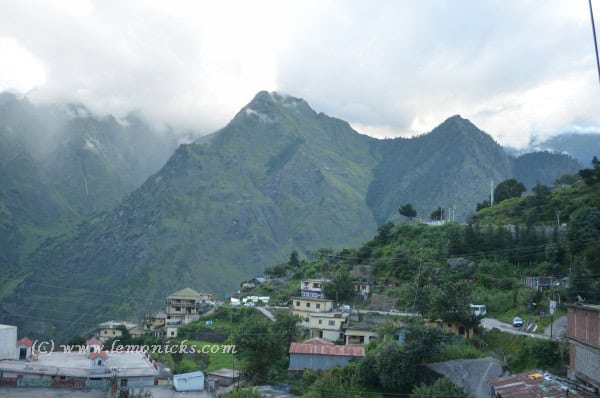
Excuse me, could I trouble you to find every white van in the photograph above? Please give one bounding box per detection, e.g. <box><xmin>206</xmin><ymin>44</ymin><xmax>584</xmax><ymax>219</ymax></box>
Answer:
<box><xmin>469</xmin><ymin>304</ymin><xmax>487</xmax><ymax>317</ymax></box>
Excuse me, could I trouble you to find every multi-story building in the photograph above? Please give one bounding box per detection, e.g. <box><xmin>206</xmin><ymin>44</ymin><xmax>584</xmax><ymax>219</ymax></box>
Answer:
<box><xmin>567</xmin><ymin>303</ymin><xmax>600</xmax><ymax>389</ymax></box>
<box><xmin>352</xmin><ymin>281</ymin><xmax>371</xmax><ymax>299</ymax></box>
<box><xmin>165</xmin><ymin>288</ymin><xmax>213</xmax><ymax>337</ymax></box>
<box><xmin>300</xmin><ymin>279</ymin><xmax>329</xmax><ymax>299</ymax></box>
<box><xmin>291</xmin><ymin>297</ymin><xmax>335</xmax><ymax>327</ymax></box>
<box><xmin>307</xmin><ymin>312</ymin><xmax>349</xmax><ymax>342</ymax></box>
<box><xmin>142</xmin><ymin>288</ymin><xmax>213</xmax><ymax>338</ymax></box>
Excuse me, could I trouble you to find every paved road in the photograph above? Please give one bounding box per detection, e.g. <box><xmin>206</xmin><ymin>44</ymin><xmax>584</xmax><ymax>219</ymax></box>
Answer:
<box><xmin>427</xmin><ymin>357</ymin><xmax>504</xmax><ymax>398</ymax></box>
<box><xmin>481</xmin><ymin>318</ymin><xmax>550</xmax><ymax>340</ymax></box>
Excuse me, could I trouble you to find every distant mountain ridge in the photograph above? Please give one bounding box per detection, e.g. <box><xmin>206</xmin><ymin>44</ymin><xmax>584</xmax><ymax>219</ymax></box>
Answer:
<box><xmin>505</xmin><ymin>131</ymin><xmax>600</xmax><ymax>167</ymax></box>
<box><xmin>0</xmin><ymin>91</ymin><xmax>581</xmax><ymax>340</ymax></box>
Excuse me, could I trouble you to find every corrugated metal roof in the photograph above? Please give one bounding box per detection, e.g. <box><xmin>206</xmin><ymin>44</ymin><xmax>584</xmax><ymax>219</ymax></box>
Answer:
<box><xmin>167</xmin><ymin>288</ymin><xmax>201</xmax><ymax>300</ymax></box>
<box><xmin>289</xmin><ymin>338</ymin><xmax>365</xmax><ymax>357</ymax></box>
<box><xmin>489</xmin><ymin>371</ymin><xmax>596</xmax><ymax>397</ymax></box>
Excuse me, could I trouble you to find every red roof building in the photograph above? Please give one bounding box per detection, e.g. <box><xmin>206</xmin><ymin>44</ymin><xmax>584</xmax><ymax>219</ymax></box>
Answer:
<box><xmin>289</xmin><ymin>338</ymin><xmax>365</xmax><ymax>371</ymax></box>
<box><xmin>16</xmin><ymin>337</ymin><xmax>33</xmax><ymax>348</ymax></box>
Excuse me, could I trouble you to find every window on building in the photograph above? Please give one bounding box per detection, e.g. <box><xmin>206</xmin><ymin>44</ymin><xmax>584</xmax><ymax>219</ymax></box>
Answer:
<box><xmin>328</xmin><ymin>320</ymin><xmax>335</xmax><ymax>326</ymax></box>
<box><xmin>306</xmin><ymin>302</ymin><xmax>310</xmax><ymax>308</ymax></box>
<box><xmin>361</xmin><ymin>285</ymin><xmax>367</xmax><ymax>291</ymax></box>
<box><xmin>316</xmin><ymin>303</ymin><xmax>321</xmax><ymax>309</ymax></box>
<box><xmin>103</xmin><ymin>330</ymin><xmax>107</xmax><ymax>334</ymax></box>
<box><xmin>313</xmin><ymin>283</ymin><xmax>320</xmax><ymax>289</ymax></box>
<box><xmin>318</xmin><ymin>319</ymin><xmax>322</xmax><ymax>324</ymax></box>
<box><xmin>121</xmin><ymin>379</ymin><xmax>128</xmax><ymax>387</ymax></box>
<box><xmin>175</xmin><ymin>306</ymin><xmax>181</xmax><ymax>311</ymax></box>
<box><xmin>171</xmin><ymin>331</ymin><xmax>175</xmax><ymax>336</ymax></box>
<box><xmin>97</xmin><ymin>360</ymin><xmax>102</xmax><ymax>366</ymax></box>
<box><xmin>296</xmin><ymin>301</ymin><xmax>300</xmax><ymax>306</ymax></box>
<box><xmin>112</xmin><ymin>331</ymin><xmax>116</xmax><ymax>335</ymax></box>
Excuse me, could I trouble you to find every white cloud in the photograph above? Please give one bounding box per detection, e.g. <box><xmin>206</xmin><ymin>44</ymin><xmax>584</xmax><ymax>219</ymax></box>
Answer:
<box><xmin>0</xmin><ymin>0</ymin><xmax>598</xmax><ymax>145</ymax></box>
<box><xmin>0</xmin><ymin>37</ymin><xmax>46</xmax><ymax>93</ymax></box>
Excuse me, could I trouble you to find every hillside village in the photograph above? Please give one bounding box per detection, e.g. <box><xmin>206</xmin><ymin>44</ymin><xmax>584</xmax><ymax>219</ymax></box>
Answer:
<box><xmin>1</xmin><ymin>159</ymin><xmax>600</xmax><ymax>397</ymax></box>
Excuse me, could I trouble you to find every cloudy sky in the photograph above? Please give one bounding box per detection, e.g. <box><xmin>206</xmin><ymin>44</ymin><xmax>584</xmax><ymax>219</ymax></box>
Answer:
<box><xmin>0</xmin><ymin>0</ymin><xmax>598</xmax><ymax>147</ymax></box>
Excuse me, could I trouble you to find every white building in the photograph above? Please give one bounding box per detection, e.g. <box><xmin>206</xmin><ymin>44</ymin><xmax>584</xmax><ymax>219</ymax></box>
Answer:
<box><xmin>173</xmin><ymin>371</ymin><xmax>204</xmax><ymax>392</ymax></box>
<box><xmin>0</xmin><ymin>325</ymin><xmax>17</xmax><ymax>360</ymax></box>
<box><xmin>0</xmin><ymin>325</ymin><xmax>158</xmax><ymax>390</ymax></box>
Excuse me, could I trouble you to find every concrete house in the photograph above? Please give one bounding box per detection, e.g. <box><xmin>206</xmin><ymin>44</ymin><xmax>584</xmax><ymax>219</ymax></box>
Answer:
<box><xmin>0</xmin><ymin>325</ymin><xmax>158</xmax><ymax>390</ymax></box>
<box><xmin>165</xmin><ymin>288</ymin><xmax>213</xmax><ymax>337</ymax></box>
<box><xmin>289</xmin><ymin>338</ymin><xmax>365</xmax><ymax>371</ymax></box>
<box><xmin>97</xmin><ymin>320</ymin><xmax>139</xmax><ymax>343</ymax></box>
<box><xmin>300</xmin><ymin>279</ymin><xmax>330</xmax><ymax>299</ymax></box>
<box><xmin>15</xmin><ymin>337</ymin><xmax>33</xmax><ymax>361</ymax></box>
<box><xmin>308</xmin><ymin>312</ymin><xmax>349</xmax><ymax>342</ymax></box>
<box><xmin>291</xmin><ymin>297</ymin><xmax>335</xmax><ymax>327</ymax></box>
<box><xmin>344</xmin><ymin>324</ymin><xmax>378</xmax><ymax>345</ymax></box>
<box><xmin>428</xmin><ymin>319</ymin><xmax>475</xmax><ymax>338</ymax></box>
<box><xmin>352</xmin><ymin>281</ymin><xmax>371</xmax><ymax>299</ymax></box>
<box><xmin>567</xmin><ymin>303</ymin><xmax>600</xmax><ymax>389</ymax></box>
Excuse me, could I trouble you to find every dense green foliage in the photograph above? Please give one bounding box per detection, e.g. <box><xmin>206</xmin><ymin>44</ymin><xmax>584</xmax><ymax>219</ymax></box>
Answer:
<box><xmin>399</xmin><ymin>203</ymin><xmax>417</xmax><ymax>220</ymax></box>
<box><xmin>233</xmin><ymin>311</ymin><xmax>300</xmax><ymax>384</ymax></box>
<box><xmin>300</xmin><ymin>325</ymin><xmax>452</xmax><ymax>396</ymax></box>
<box><xmin>494</xmin><ymin>178</ymin><xmax>526</xmax><ymax>204</ymax></box>
<box><xmin>480</xmin><ymin>329</ymin><xmax>565</xmax><ymax>373</ymax></box>
<box><xmin>411</xmin><ymin>378</ymin><xmax>469</xmax><ymax>398</ymax></box>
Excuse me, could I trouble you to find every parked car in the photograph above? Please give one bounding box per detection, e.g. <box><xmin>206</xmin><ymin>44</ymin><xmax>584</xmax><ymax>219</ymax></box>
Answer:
<box><xmin>512</xmin><ymin>316</ymin><xmax>524</xmax><ymax>327</ymax></box>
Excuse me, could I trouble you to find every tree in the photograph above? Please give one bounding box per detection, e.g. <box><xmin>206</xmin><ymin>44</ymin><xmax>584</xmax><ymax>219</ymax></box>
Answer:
<box><xmin>288</xmin><ymin>250</ymin><xmax>300</xmax><ymax>268</ymax></box>
<box><xmin>429</xmin><ymin>281</ymin><xmax>478</xmax><ymax>338</ymax></box>
<box><xmin>374</xmin><ymin>326</ymin><xmax>452</xmax><ymax>392</ymax></box>
<box><xmin>430</xmin><ymin>207</ymin><xmax>444</xmax><ymax>221</ymax></box>
<box><xmin>494</xmin><ymin>179</ymin><xmax>526</xmax><ymax>203</ymax></box>
<box><xmin>554</xmin><ymin>173</ymin><xmax>580</xmax><ymax>187</ymax></box>
<box><xmin>234</xmin><ymin>318</ymin><xmax>281</xmax><ymax>383</ymax></box>
<box><xmin>476</xmin><ymin>199</ymin><xmax>491</xmax><ymax>211</ymax></box>
<box><xmin>323</xmin><ymin>271</ymin><xmax>356</xmax><ymax>303</ymax></box>
<box><xmin>411</xmin><ymin>378</ymin><xmax>469</xmax><ymax>398</ymax></box>
<box><xmin>578</xmin><ymin>156</ymin><xmax>600</xmax><ymax>186</ymax></box>
<box><xmin>567</xmin><ymin>207</ymin><xmax>600</xmax><ymax>252</ymax></box>
<box><xmin>375</xmin><ymin>341</ymin><xmax>414</xmax><ymax>391</ymax></box>
<box><xmin>399</xmin><ymin>203</ymin><xmax>417</xmax><ymax>221</ymax></box>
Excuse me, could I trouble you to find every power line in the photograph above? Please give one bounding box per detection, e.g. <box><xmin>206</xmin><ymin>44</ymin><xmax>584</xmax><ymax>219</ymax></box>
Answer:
<box><xmin>589</xmin><ymin>0</ymin><xmax>600</xmax><ymax>84</ymax></box>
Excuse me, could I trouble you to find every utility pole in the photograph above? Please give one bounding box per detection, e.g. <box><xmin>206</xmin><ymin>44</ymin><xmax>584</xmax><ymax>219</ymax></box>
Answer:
<box><xmin>491</xmin><ymin>179</ymin><xmax>494</xmax><ymax>206</ymax></box>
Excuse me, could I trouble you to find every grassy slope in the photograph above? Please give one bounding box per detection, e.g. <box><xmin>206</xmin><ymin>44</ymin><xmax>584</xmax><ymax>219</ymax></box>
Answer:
<box><xmin>477</xmin><ymin>181</ymin><xmax>600</xmax><ymax>225</ymax></box>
